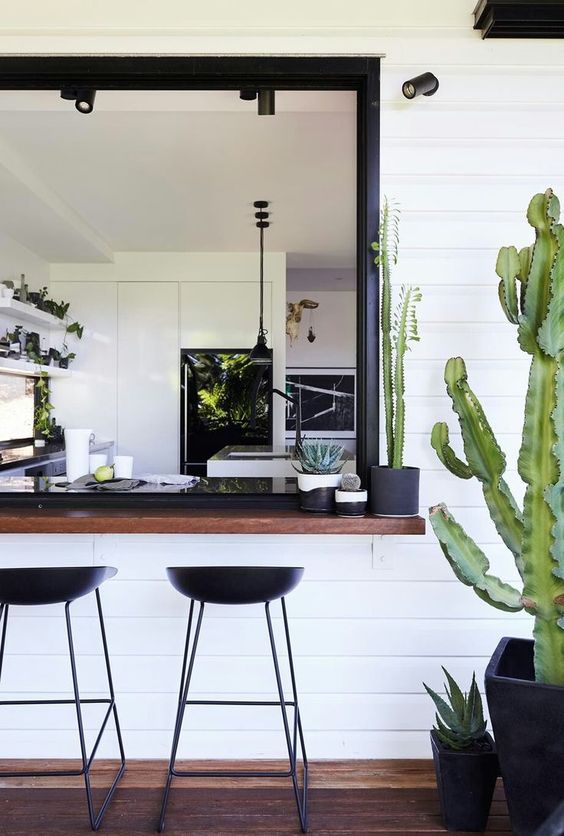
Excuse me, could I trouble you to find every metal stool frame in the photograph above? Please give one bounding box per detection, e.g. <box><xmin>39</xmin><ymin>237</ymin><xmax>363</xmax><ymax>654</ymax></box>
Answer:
<box><xmin>158</xmin><ymin>596</ymin><xmax>308</xmax><ymax>832</ymax></box>
<box><xmin>0</xmin><ymin>588</ymin><xmax>126</xmax><ymax>831</ymax></box>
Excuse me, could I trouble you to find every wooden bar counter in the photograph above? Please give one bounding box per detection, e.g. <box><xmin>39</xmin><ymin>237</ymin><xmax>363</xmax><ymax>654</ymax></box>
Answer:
<box><xmin>0</xmin><ymin>507</ymin><xmax>425</xmax><ymax>535</ymax></box>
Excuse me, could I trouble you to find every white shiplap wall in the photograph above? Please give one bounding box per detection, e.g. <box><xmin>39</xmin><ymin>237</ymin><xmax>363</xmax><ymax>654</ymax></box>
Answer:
<box><xmin>1</xmin><ymin>1</ymin><xmax>562</xmax><ymax>759</ymax></box>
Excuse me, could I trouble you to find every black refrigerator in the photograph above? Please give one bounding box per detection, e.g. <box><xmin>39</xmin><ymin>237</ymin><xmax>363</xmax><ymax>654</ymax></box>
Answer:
<box><xmin>180</xmin><ymin>349</ymin><xmax>273</xmax><ymax>476</ymax></box>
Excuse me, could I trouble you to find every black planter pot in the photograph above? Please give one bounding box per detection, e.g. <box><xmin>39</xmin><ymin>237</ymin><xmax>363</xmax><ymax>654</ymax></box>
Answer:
<box><xmin>430</xmin><ymin>730</ymin><xmax>498</xmax><ymax>832</ymax></box>
<box><xmin>369</xmin><ymin>466</ymin><xmax>420</xmax><ymax>516</ymax></box>
<box><xmin>485</xmin><ymin>636</ymin><xmax>564</xmax><ymax>835</ymax></box>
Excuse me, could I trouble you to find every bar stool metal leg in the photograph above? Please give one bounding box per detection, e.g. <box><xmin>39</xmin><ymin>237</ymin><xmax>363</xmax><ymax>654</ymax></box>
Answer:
<box><xmin>158</xmin><ymin>600</ymin><xmax>205</xmax><ymax>833</ymax></box>
<box><xmin>0</xmin><ymin>604</ymin><xmax>8</xmax><ymax>684</ymax></box>
<box><xmin>0</xmin><ymin>592</ymin><xmax>125</xmax><ymax>831</ymax></box>
<box><xmin>65</xmin><ymin>594</ymin><xmax>126</xmax><ymax>830</ymax></box>
<box><xmin>265</xmin><ymin>598</ymin><xmax>309</xmax><ymax>832</ymax></box>
<box><xmin>158</xmin><ymin>594</ymin><xmax>309</xmax><ymax>833</ymax></box>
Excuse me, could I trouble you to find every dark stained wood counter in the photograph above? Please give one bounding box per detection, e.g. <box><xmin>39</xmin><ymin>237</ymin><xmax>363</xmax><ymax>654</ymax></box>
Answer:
<box><xmin>0</xmin><ymin>508</ymin><xmax>425</xmax><ymax>535</ymax></box>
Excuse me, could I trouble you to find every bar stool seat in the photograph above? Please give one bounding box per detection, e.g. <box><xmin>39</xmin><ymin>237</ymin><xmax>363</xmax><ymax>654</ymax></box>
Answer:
<box><xmin>159</xmin><ymin>565</ymin><xmax>309</xmax><ymax>833</ymax></box>
<box><xmin>0</xmin><ymin>566</ymin><xmax>125</xmax><ymax>831</ymax></box>
<box><xmin>166</xmin><ymin>565</ymin><xmax>304</xmax><ymax>605</ymax></box>
<box><xmin>0</xmin><ymin>566</ymin><xmax>117</xmax><ymax>606</ymax></box>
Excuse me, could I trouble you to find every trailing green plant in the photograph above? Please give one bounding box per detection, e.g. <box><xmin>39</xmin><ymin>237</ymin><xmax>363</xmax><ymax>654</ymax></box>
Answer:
<box><xmin>372</xmin><ymin>198</ymin><xmax>422</xmax><ymax>469</ymax></box>
<box><xmin>429</xmin><ymin>188</ymin><xmax>564</xmax><ymax>685</ymax></box>
<box><xmin>33</xmin><ymin>372</ymin><xmax>54</xmax><ymax>440</ymax></box>
<box><xmin>340</xmin><ymin>473</ymin><xmax>362</xmax><ymax>491</ymax></box>
<box><xmin>42</xmin><ymin>296</ymin><xmax>83</xmax><ymax>365</ymax></box>
<box><xmin>424</xmin><ymin>668</ymin><xmax>488</xmax><ymax>751</ymax></box>
<box><xmin>293</xmin><ymin>439</ymin><xmax>345</xmax><ymax>475</ymax></box>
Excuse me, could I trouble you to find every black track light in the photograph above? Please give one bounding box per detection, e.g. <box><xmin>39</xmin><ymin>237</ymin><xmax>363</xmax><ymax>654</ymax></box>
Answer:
<box><xmin>61</xmin><ymin>86</ymin><xmax>97</xmax><ymax>114</ymax></box>
<box><xmin>402</xmin><ymin>73</ymin><xmax>439</xmax><ymax>100</ymax></box>
<box><xmin>239</xmin><ymin>88</ymin><xmax>258</xmax><ymax>101</ymax></box>
<box><xmin>257</xmin><ymin>89</ymin><xmax>275</xmax><ymax>116</ymax></box>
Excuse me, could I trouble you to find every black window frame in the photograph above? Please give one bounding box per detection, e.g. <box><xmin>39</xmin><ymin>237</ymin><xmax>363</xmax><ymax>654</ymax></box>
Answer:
<box><xmin>0</xmin><ymin>55</ymin><xmax>380</xmax><ymax>509</ymax></box>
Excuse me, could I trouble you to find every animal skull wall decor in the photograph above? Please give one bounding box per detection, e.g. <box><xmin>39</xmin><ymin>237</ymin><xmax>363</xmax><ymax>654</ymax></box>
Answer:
<box><xmin>286</xmin><ymin>299</ymin><xmax>319</xmax><ymax>345</ymax></box>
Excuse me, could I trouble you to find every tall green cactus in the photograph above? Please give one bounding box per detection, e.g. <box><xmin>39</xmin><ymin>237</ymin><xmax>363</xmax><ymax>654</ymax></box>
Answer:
<box><xmin>372</xmin><ymin>198</ymin><xmax>422</xmax><ymax>468</ymax></box>
<box><xmin>430</xmin><ymin>189</ymin><xmax>564</xmax><ymax>685</ymax></box>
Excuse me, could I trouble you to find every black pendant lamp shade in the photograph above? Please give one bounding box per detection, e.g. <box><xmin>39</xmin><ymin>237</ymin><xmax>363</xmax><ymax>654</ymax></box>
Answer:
<box><xmin>249</xmin><ymin>200</ymin><xmax>273</xmax><ymax>366</ymax></box>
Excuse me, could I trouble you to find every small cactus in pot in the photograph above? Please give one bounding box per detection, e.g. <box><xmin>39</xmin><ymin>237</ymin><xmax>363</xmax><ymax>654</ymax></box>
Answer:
<box><xmin>335</xmin><ymin>473</ymin><xmax>368</xmax><ymax>517</ymax></box>
<box><xmin>293</xmin><ymin>439</ymin><xmax>344</xmax><ymax>513</ymax></box>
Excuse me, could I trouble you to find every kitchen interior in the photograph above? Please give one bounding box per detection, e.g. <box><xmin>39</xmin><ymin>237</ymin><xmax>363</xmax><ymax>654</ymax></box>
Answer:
<box><xmin>0</xmin><ymin>88</ymin><xmax>357</xmax><ymax>498</ymax></box>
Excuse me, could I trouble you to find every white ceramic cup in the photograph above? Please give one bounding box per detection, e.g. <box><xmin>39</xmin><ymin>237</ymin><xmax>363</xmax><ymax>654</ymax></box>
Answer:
<box><xmin>1</xmin><ymin>285</ymin><xmax>14</xmax><ymax>299</ymax></box>
<box><xmin>113</xmin><ymin>455</ymin><xmax>133</xmax><ymax>478</ymax></box>
<box><xmin>89</xmin><ymin>453</ymin><xmax>108</xmax><ymax>473</ymax></box>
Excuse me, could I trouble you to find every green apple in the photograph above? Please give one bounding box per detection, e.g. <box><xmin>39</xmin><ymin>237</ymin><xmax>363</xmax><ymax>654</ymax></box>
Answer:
<box><xmin>94</xmin><ymin>465</ymin><xmax>114</xmax><ymax>483</ymax></box>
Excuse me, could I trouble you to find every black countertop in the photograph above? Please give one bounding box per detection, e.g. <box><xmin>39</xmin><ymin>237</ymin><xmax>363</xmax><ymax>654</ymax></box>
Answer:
<box><xmin>0</xmin><ymin>474</ymin><xmax>299</xmax><ymax>509</ymax></box>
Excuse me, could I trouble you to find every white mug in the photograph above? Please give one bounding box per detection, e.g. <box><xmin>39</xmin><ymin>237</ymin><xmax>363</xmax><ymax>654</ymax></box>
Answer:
<box><xmin>113</xmin><ymin>455</ymin><xmax>133</xmax><ymax>479</ymax></box>
<box><xmin>89</xmin><ymin>453</ymin><xmax>108</xmax><ymax>473</ymax></box>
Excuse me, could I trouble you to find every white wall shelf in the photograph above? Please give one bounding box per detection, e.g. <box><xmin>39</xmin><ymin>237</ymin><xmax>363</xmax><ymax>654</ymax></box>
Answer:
<box><xmin>0</xmin><ymin>356</ymin><xmax>71</xmax><ymax>378</ymax></box>
<box><xmin>0</xmin><ymin>298</ymin><xmax>65</xmax><ymax>330</ymax></box>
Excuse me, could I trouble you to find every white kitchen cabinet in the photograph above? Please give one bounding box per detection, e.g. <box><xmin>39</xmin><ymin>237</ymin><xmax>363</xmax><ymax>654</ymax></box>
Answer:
<box><xmin>117</xmin><ymin>282</ymin><xmax>179</xmax><ymax>473</ymax></box>
<box><xmin>179</xmin><ymin>281</ymin><xmax>272</xmax><ymax>349</ymax></box>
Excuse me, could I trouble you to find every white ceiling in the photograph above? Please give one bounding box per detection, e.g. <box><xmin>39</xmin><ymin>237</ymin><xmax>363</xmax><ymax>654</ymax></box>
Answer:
<box><xmin>0</xmin><ymin>90</ymin><xmax>356</xmax><ymax>268</ymax></box>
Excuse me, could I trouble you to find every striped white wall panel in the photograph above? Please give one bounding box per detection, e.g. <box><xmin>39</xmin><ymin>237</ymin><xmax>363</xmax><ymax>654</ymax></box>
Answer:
<box><xmin>1</xmin><ymin>14</ymin><xmax>558</xmax><ymax>759</ymax></box>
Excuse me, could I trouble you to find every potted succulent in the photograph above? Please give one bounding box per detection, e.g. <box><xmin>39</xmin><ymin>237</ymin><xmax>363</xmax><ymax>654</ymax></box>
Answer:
<box><xmin>425</xmin><ymin>668</ymin><xmax>498</xmax><ymax>832</ymax></box>
<box><xmin>335</xmin><ymin>473</ymin><xmax>367</xmax><ymax>517</ymax></box>
<box><xmin>429</xmin><ymin>189</ymin><xmax>564</xmax><ymax>835</ymax></box>
<box><xmin>293</xmin><ymin>438</ymin><xmax>344</xmax><ymax>513</ymax></box>
<box><xmin>33</xmin><ymin>372</ymin><xmax>54</xmax><ymax>447</ymax></box>
<box><xmin>370</xmin><ymin>198</ymin><xmax>422</xmax><ymax>516</ymax></box>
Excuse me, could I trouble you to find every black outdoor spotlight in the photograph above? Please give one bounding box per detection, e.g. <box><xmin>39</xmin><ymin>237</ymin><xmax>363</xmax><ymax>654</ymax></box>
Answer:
<box><xmin>61</xmin><ymin>86</ymin><xmax>97</xmax><ymax>114</ymax></box>
<box><xmin>402</xmin><ymin>72</ymin><xmax>439</xmax><ymax>100</ymax></box>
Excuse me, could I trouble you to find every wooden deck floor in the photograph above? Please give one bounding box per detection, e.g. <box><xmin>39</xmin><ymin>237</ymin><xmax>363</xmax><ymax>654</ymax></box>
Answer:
<box><xmin>0</xmin><ymin>760</ymin><xmax>511</xmax><ymax>835</ymax></box>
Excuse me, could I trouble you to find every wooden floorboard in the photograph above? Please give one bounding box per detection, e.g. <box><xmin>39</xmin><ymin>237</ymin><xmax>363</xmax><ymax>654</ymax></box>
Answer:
<box><xmin>0</xmin><ymin>760</ymin><xmax>511</xmax><ymax>835</ymax></box>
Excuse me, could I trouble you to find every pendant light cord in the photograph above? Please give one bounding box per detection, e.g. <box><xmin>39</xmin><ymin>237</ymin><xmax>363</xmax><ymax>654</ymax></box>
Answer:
<box><xmin>259</xmin><ymin>223</ymin><xmax>264</xmax><ymax>335</ymax></box>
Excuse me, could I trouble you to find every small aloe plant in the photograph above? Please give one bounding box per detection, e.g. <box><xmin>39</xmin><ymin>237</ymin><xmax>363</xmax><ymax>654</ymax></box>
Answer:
<box><xmin>424</xmin><ymin>668</ymin><xmax>488</xmax><ymax>751</ymax></box>
<box><xmin>372</xmin><ymin>198</ymin><xmax>422</xmax><ymax>469</ymax></box>
<box><xmin>293</xmin><ymin>439</ymin><xmax>344</xmax><ymax>475</ymax></box>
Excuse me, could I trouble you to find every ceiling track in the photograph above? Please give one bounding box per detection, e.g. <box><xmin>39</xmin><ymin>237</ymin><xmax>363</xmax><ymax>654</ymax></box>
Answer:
<box><xmin>474</xmin><ymin>0</ymin><xmax>564</xmax><ymax>38</ymax></box>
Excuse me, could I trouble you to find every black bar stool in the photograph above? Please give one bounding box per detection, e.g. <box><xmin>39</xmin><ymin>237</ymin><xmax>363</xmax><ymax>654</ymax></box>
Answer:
<box><xmin>0</xmin><ymin>566</ymin><xmax>126</xmax><ymax>831</ymax></box>
<box><xmin>159</xmin><ymin>565</ymin><xmax>308</xmax><ymax>833</ymax></box>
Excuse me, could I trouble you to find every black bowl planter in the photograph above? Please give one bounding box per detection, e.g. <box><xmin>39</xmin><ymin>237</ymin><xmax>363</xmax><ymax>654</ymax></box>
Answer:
<box><xmin>485</xmin><ymin>637</ymin><xmax>564</xmax><ymax>836</ymax></box>
<box><xmin>297</xmin><ymin>473</ymin><xmax>342</xmax><ymax>513</ymax></box>
<box><xmin>431</xmin><ymin>730</ymin><xmax>498</xmax><ymax>832</ymax></box>
<box><xmin>369</xmin><ymin>466</ymin><xmax>420</xmax><ymax>516</ymax></box>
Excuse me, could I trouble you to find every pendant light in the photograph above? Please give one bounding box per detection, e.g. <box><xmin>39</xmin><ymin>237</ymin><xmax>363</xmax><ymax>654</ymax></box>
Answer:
<box><xmin>249</xmin><ymin>200</ymin><xmax>273</xmax><ymax>365</ymax></box>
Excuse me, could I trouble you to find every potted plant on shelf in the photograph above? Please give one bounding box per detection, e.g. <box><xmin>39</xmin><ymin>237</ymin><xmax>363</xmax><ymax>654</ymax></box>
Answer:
<box><xmin>42</xmin><ymin>296</ymin><xmax>83</xmax><ymax>367</ymax></box>
<box><xmin>335</xmin><ymin>473</ymin><xmax>367</xmax><ymax>517</ymax></box>
<box><xmin>293</xmin><ymin>438</ymin><xmax>344</xmax><ymax>513</ymax></box>
<box><xmin>370</xmin><ymin>198</ymin><xmax>422</xmax><ymax>516</ymax></box>
<box><xmin>429</xmin><ymin>189</ymin><xmax>564</xmax><ymax>836</ymax></box>
<box><xmin>425</xmin><ymin>668</ymin><xmax>498</xmax><ymax>832</ymax></box>
<box><xmin>33</xmin><ymin>372</ymin><xmax>54</xmax><ymax>447</ymax></box>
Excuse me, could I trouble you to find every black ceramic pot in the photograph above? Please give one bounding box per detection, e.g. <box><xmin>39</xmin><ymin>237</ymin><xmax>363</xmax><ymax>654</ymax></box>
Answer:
<box><xmin>485</xmin><ymin>637</ymin><xmax>564</xmax><ymax>835</ymax></box>
<box><xmin>369</xmin><ymin>466</ymin><xmax>420</xmax><ymax>516</ymax></box>
<box><xmin>430</xmin><ymin>730</ymin><xmax>498</xmax><ymax>832</ymax></box>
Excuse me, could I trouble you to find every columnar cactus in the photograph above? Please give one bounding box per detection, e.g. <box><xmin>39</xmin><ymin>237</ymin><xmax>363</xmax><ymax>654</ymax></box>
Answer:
<box><xmin>430</xmin><ymin>189</ymin><xmax>564</xmax><ymax>685</ymax></box>
<box><xmin>372</xmin><ymin>199</ymin><xmax>422</xmax><ymax>468</ymax></box>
